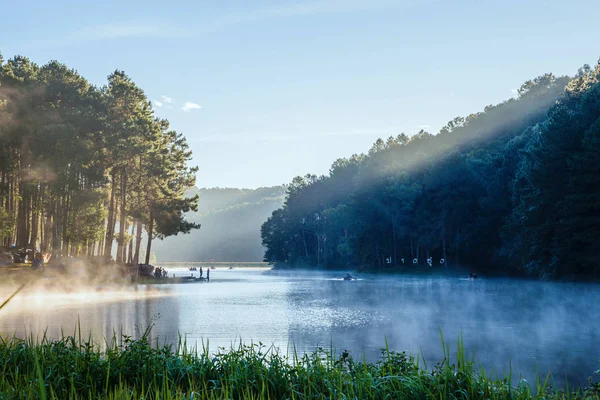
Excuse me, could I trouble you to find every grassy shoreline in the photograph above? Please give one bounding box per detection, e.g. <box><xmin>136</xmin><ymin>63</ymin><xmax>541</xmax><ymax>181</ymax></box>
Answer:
<box><xmin>0</xmin><ymin>330</ymin><xmax>596</xmax><ymax>399</ymax></box>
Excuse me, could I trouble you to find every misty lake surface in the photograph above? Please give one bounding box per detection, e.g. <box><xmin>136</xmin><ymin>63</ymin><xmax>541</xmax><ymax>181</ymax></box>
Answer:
<box><xmin>0</xmin><ymin>268</ymin><xmax>598</xmax><ymax>387</ymax></box>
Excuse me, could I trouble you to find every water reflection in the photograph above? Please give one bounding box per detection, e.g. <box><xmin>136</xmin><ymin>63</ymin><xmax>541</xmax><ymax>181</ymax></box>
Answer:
<box><xmin>0</xmin><ymin>269</ymin><xmax>597</xmax><ymax>387</ymax></box>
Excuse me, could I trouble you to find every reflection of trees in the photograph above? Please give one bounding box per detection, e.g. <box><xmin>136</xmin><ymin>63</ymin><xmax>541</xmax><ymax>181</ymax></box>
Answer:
<box><xmin>284</xmin><ymin>277</ymin><xmax>600</xmax><ymax>387</ymax></box>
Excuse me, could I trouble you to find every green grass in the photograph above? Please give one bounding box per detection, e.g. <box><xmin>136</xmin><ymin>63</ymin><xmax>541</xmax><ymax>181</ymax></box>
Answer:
<box><xmin>0</xmin><ymin>329</ymin><xmax>596</xmax><ymax>400</ymax></box>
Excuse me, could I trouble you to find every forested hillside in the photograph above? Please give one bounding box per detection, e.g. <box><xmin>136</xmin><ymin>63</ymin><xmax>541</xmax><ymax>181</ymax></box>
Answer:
<box><xmin>0</xmin><ymin>53</ymin><xmax>199</xmax><ymax>264</ymax></box>
<box><xmin>152</xmin><ymin>186</ymin><xmax>285</xmax><ymax>261</ymax></box>
<box><xmin>262</xmin><ymin>61</ymin><xmax>600</xmax><ymax>280</ymax></box>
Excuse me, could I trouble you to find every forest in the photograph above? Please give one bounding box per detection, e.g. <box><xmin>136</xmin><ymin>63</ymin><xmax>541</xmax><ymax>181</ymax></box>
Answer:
<box><xmin>262</xmin><ymin>61</ymin><xmax>600</xmax><ymax>280</ymax></box>
<box><xmin>0</xmin><ymin>53</ymin><xmax>199</xmax><ymax>265</ymax></box>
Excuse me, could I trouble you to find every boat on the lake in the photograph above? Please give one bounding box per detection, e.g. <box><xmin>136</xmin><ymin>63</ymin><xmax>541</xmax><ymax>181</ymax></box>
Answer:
<box><xmin>343</xmin><ymin>273</ymin><xmax>357</xmax><ymax>281</ymax></box>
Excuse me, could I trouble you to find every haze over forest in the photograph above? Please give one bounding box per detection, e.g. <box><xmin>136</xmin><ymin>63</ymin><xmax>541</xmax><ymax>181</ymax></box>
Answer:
<box><xmin>152</xmin><ymin>186</ymin><xmax>285</xmax><ymax>262</ymax></box>
<box><xmin>262</xmin><ymin>63</ymin><xmax>600</xmax><ymax>280</ymax></box>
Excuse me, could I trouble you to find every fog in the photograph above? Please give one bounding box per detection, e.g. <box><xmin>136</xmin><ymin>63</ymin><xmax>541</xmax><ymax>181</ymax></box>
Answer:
<box><xmin>281</xmin><ymin>272</ymin><xmax>600</xmax><ymax>386</ymax></box>
<box><xmin>0</xmin><ymin>269</ymin><xmax>597</xmax><ymax>388</ymax></box>
<box><xmin>150</xmin><ymin>186</ymin><xmax>285</xmax><ymax>262</ymax></box>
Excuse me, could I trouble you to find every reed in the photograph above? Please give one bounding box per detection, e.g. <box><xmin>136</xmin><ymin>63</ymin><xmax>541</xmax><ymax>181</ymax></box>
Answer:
<box><xmin>0</xmin><ymin>328</ymin><xmax>597</xmax><ymax>399</ymax></box>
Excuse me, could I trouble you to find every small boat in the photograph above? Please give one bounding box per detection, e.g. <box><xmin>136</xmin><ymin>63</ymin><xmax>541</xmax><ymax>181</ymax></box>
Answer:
<box><xmin>343</xmin><ymin>274</ymin><xmax>357</xmax><ymax>281</ymax></box>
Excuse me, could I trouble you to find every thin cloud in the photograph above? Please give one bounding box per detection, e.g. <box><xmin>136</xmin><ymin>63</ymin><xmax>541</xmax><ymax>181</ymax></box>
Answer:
<box><xmin>258</xmin><ymin>135</ymin><xmax>302</xmax><ymax>141</ymax></box>
<box><xmin>161</xmin><ymin>95</ymin><xmax>174</xmax><ymax>104</ymax></box>
<box><xmin>52</xmin><ymin>23</ymin><xmax>187</xmax><ymax>45</ymax></box>
<box><xmin>45</xmin><ymin>0</ymin><xmax>427</xmax><ymax>46</ymax></box>
<box><xmin>153</xmin><ymin>100</ymin><xmax>163</xmax><ymax>108</ymax></box>
<box><xmin>206</xmin><ymin>0</ymin><xmax>425</xmax><ymax>30</ymax></box>
<box><xmin>182</xmin><ymin>101</ymin><xmax>202</xmax><ymax>112</ymax></box>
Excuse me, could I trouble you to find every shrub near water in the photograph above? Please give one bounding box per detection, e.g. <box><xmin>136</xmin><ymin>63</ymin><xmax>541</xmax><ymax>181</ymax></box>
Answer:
<box><xmin>0</xmin><ymin>329</ymin><xmax>597</xmax><ymax>399</ymax></box>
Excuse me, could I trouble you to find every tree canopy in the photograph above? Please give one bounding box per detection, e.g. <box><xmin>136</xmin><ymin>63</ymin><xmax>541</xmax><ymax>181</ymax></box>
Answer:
<box><xmin>0</xmin><ymin>53</ymin><xmax>199</xmax><ymax>264</ymax></box>
<box><xmin>262</xmin><ymin>61</ymin><xmax>600</xmax><ymax>280</ymax></box>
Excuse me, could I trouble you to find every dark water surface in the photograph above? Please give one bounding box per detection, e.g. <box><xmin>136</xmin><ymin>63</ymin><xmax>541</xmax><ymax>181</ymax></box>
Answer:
<box><xmin>0</xmin><ymin>268</ymin><xmax>598</xmax><ymax>387</ymax></box>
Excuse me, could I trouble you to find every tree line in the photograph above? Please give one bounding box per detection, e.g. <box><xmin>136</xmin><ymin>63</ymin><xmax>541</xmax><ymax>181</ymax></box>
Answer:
<box><xmin>262</xmin><ymin>61</ymin><xmax>600</xmax><ymax>280</ymax></box>
<box><xmin>0</xmin><ymin>53</ymin><xmax>199</xmax><ymax>264</ymax></box>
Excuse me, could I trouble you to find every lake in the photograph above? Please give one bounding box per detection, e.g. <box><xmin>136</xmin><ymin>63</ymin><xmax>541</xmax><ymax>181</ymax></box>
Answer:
<box><xmin>0</xmin><ymin>267</ymin><xmax>598</xmax><ymax>388</ymax></box>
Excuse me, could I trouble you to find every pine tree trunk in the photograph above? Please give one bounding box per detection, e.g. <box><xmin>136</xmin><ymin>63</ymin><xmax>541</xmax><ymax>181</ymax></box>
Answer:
<box><xmin>128</xmin><ymin>223</ymin><xmax>134</xmax><ymax>264</ymax></box>
<box><xmin>302</xmin><ymin>227</ymin><xmax>309</xmax><ymax>258</ymax></box>
<box><xmin>104</xmin><ymin>171</ymin><xmax>116</xmax><ymax>259</ymax></box>
<box><xmin>455</xmin><ymin>229</ymin><xmax>460</xmax><ymax>268</ymax></box>
<box><xmin>145</xmin><ymin>212</ymin><xmax>154</xmax><ymax>265</ymax></box>
<box><xmin>30</xmin><ymin>188</ymin><xmax>39</xmax><ymax>253</ymax></box>
<box><xmin>442</xmin><ymin>199</ymin><xmax>447</xmax><ymax>268</ymax></box>
<box><xmin>39</xmin><ymin>185</ymin><xmax>45</xmax><ymax>252</ymax></box>
<box><xmin>56</xmin><ymin>197</ymin><xmax>63</xmax><ymax>258</ymax></box>
<box><xmin>63</xmin><ymin>192</ymin><xmax>70</xmax><ymax>256</ymax></box>
<box><xmin>134</xmin><ymin>220</ymin><xmax>143</xmax><ymax>264</ymax></box>
<box><xmin>25</xmin><ymin>193</ymin><xmax>31</xmax><ymax>251</ymax></box>
<box><xmin>16</xmin><ymin>179</ymin><xmax>26</xmax><ymax>248</ymax></box>
<box><xmin>99</xmin><ymin>220</ymin><xmax>106</xmax><ymax>256</ymax></box>
<box><xmin>392</xmin><ymin>218</ymin><xmax>397</xmax><ymax>267</ymax></box>
<box><xmin>117</xmin><ymin>170</ymin><xmax>127</xmax><ymax>263</ymax></box>
<box><xmin>416</xmin><ymin>240</ymin><xmax>420</xmax><ymax>263</ymax></box>
<box><xmin>8</xmin><ymin>172</ymin><xmax>15</xmax><ymax>247</ymax></box>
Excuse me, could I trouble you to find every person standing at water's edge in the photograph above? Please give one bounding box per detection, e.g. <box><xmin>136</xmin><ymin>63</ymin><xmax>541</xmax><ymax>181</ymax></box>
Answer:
<box><xmin>207</xmin><ymin>268</ymin><xmax>210</xmax><ymax>281</ymax></box>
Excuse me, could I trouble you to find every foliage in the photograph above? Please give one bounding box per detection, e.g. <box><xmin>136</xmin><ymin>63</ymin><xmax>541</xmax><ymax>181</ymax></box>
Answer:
<box><xmin>0</xmin><ymin>54</ymin><xmax>199</xmax><ymax>263</ymax></box>
<box><xmin>262</xmin><ymin>61</ymin><xmax>600</xmax><ymax>279</ymax></box>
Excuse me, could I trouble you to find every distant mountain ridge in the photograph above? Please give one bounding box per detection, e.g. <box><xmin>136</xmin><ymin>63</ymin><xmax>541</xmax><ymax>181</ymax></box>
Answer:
<box><xmin>152</xmin><ymin>186</ymin><xmax>286</xmax><ymax>262</ymax></box>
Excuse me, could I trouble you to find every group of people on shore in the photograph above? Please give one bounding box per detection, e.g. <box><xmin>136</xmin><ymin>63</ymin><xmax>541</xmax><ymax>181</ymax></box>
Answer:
<box><xmin>153</xmin><ymin>266</ymin><xmax>168</xmax><ymax>278</ymax></box>
<box><xmin>0</xmin><ymin>247</ymin><xmax>51</xmax><ymax>268</ymax></box>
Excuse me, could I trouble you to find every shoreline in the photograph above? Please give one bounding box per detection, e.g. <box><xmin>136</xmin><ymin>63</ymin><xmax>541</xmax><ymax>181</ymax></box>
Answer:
<box><xmin>270</xmin><ymin>263</ymin><xmax>600</xmax><ymax>282</ymax></box>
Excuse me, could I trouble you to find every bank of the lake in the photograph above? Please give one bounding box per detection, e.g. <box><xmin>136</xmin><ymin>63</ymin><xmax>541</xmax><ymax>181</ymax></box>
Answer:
<box><xmin>0</xmin><ymin>332</ymin><xmax>597</xmax><ymax>400</ymax></box>
<box><xmin>271</xmin><ymin>262</ymin><xmax>600</xmax><ymax>282</ymax></box>
<box><xmin>272</xmin><ymin>263</ymin><xmax>497</xmax><ymax>280</ymax></box>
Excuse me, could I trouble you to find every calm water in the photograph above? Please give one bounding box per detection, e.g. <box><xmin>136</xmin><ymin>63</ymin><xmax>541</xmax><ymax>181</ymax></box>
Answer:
<box><xmin>0</xmin><ymin>268</ymin><xmax>598</xmax><ymax>387</ymax></box>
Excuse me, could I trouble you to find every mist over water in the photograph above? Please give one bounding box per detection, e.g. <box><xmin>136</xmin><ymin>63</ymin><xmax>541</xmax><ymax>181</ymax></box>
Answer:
<box><xmin>0</xmin><ymin>268</ymin><xmax>598</xmax><ymax>388</ymax></box>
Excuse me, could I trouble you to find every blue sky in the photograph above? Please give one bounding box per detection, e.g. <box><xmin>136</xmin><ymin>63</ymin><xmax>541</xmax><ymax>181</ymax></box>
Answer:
<box><xmin>2</xmin><ymin>0</ymin><xmax>599</xmax><ymax>188</ymax></box>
